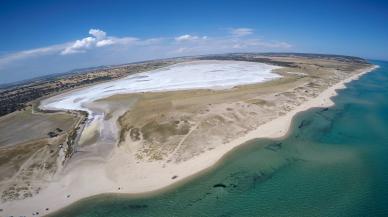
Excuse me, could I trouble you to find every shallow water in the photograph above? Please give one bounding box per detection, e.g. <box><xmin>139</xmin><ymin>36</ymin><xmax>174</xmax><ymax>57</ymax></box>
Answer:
<box><xmin>50</xmin><ymin>60</ymin><xmax>388</xmax><ymax>217</ymax></box>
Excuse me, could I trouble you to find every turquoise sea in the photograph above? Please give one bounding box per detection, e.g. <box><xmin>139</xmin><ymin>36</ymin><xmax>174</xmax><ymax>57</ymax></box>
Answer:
<box><xmin>50</xmin><ymin>60</ymin><xmax>388</xmax><ymax>217</ymax></box>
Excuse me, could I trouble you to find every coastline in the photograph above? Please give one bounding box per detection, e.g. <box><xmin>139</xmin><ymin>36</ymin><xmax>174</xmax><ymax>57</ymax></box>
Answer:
<box><xmin>0</xmin><ymin>64</ymin><xmax>378</xmax><ymax>217</ymax></box>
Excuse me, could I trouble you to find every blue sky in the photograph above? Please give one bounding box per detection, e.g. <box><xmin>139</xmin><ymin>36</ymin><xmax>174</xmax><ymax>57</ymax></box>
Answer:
<box><xmin>0</xmin><ymin>0</ymin><xmax>387</xmax><ymax>84</ymax></box>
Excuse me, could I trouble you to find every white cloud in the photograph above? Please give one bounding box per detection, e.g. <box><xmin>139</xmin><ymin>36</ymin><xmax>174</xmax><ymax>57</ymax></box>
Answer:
<box><xmin>0</xmin><ymin>27</ymin><xmax>293</xmax><ymax>80</ymax></box>
<box><xmin>139</xmin><ymin>38</ymin><xmax>164</xmax><ymax>45</ymax></box>
<box><xmin>0</xmin><ymin>29</ymin><xmax>141</xmax><ymax>69</ymax></box>
<box><xmin>96</xmin><ymin>39</ymin><xmax>115</xmax><ymax>47</ymax></box>
<box><xmin>231</xmin><ymin>39</ymin><xmax>292</xmax><ymax>49</ymax></box>
<box><xmin>230</xmin><ymin>28</ymin><xmax>254</xmax><ymax>37</ymax></box>
<box><xmin>61</xmin><ymin>37</ymin><xmax>96</xmax><ymax>55</ymax></box>
<box><xmin>60</xmin><ymin>29</ymin><xmax>141</xmax><ymax>54</ymax></box>
<box><xmin>175</xmin><ymin>34</ymin><xmax>200</xmax><ymax>42</ymax></box>
<box><xmin>61</xmin><ymin>29</ymin><xmax>115</xmax><ymax>55</ymax></box>
<box><xmin>114</xmin><ymin>37</ymin><xmax>139</xmax><ymax>45</ymax></box>
<box><xmin>0</xmin><ymin>44</ymin><xmax>65</xmax><ymax>68</ymax></box>
<box><xmin>174</xmin><ymin>47</ymin><xmax>190</xmax><ymax>53</ymax></box>
<box><xmin>89</xmin><ymin>29</ymin><xmax>107</xmax><ymax>40</ymax></box>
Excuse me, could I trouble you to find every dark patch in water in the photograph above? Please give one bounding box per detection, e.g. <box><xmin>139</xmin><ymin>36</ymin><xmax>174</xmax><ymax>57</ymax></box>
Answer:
<box><xmin>265</xmin><ymin>142</ymin><xmax>282</xmax><ymax>151</ymax></box>
<box><xmin>298</xmin><ymin>120</ymin><xmax>308</xmax><ymax>129</ymax></box>
<box><xmin>252</xmin><ymin>172</ymin><xmax>266</xmax><ymax>182</ymax></box>
<box><xmin>213</xmin><ymin>183</ymin><xmax>227</xmax><ymax>188</ymax></box>
<box><xmin>127</xmin><ymin>204</ymin><xmax>148</xmax><ymax>209</ymax></box>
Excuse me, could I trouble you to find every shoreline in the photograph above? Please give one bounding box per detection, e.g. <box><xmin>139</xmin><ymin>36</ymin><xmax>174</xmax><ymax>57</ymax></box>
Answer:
<box><xmin>0</xmin><ymin>65</ymin><xmax>378</xmax><ymax>217</ymax></box>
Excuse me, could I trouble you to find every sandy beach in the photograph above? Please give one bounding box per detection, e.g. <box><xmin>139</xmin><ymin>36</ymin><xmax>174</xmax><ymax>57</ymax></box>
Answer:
<box><xmin>0</xmin><ymin>63</ymin><xmax>377</xmax><ymax>217</ymax></box>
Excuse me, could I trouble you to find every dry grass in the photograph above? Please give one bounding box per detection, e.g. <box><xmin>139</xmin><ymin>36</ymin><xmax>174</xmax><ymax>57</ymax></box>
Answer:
<box><xmin>0</xmin><ymin>108</ymin><xmax>77</xmax><ymax>147</ymax></box>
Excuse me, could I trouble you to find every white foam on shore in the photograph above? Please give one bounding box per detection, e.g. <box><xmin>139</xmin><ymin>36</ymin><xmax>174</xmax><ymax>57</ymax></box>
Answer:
<box><xmin>40</xmin><ymin>60</ymin><xmax>281</xmax><ymax>112</ymax></box>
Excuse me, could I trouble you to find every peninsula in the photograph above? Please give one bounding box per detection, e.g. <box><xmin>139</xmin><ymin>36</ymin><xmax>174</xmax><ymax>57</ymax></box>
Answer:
<box><xmin>0</xmin><ymin>53</ymin><xmax>376</xmax><ymax>217</ymax></box>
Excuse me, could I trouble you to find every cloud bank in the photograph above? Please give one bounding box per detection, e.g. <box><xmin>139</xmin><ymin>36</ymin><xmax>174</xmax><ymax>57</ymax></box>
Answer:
<box><xmin>0</xmin><ymin>27</ymin><xmax>292</xmax><ymax>84</ymax></box>
<box><xmin>61</xmin><ymin>29</ymin><xmax>137</xmax><ymax>55</ymax></box>
<box><xmin>229</xmin><ymin>28</ymin><xmax>254</xmax><ymax>37</ymax></box>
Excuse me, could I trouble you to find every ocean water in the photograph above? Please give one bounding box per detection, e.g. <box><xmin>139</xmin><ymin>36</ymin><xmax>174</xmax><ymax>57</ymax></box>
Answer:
<box><xmin>50</xmin><ymin>60</ymin><xmax>388</xmax><ymax>217</ymax></box>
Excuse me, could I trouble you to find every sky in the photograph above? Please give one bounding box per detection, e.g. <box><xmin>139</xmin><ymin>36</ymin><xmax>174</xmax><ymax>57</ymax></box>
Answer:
<box><xmin>0</xmin><ymin>0</ymin><xmax>387</xmax><ymax>84</ymax></box>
